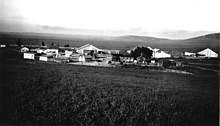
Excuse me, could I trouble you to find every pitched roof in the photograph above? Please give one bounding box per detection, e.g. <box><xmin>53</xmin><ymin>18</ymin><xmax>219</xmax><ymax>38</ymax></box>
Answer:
<box><xmin>77</xmin><ymin>44</ymin><xmax>99</xmax><ymax>50</ymax></box>
<box><xmin>197</xmin><ymin>48</ymin><xmax>218</xmax><ymax>57</ymax></box>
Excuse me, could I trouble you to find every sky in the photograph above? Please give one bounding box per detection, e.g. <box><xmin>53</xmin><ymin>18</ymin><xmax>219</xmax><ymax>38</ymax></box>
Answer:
<box><xmin>0</xmin><ymin>0</ymin><xmax>220</xmax><ymax>39</ymax></box>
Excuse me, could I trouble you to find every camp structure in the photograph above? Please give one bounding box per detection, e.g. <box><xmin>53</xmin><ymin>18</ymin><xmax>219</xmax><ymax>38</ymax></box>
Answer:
<box><xmin>76</xmin><ymin>44</ymin><xmax>101</xmax><ymax>54</ymax></box>
<box><xmin>184</xmin><ymin>52</ymin><xmax>196</xmax><ymax>57</ymax></box>
<box><xmin>23</xmin><ymin>52</ymin><xmax>35</xmax><ymax>60</ymax></box>
<box><xmin>0</xmin><ymin>45</ymin><xmax>6</xmax><ymax>48</ymax></box>
<box><xmin>39</xmin><ymin>54</ymin><xmax>54</xmax><ymax>61</ymax></box>
<box><xmin>151</xmin><ymin>48</ymin><xmax>171</xmax><ymax>58</ymax></box>
<box><xmin>21</xmin><ymin>47</ymin><xmax>29</xmax><ymax>53</ymax></box>
<box><xmin>197</xmin><ymin>48</ymin><xmax>218</xmax><ymax>58</ymax></box>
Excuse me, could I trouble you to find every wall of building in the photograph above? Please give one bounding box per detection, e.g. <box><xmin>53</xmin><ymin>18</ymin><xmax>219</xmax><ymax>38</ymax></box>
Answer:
<box><xmin>39</xmin><ymin>56</ymin><xmax>48</xmax><ymax>61</ymax></box>
<box><xmin>23</xmin><ymin>53</ymin><xmax>35</xmax><ymax>60</ymax></box>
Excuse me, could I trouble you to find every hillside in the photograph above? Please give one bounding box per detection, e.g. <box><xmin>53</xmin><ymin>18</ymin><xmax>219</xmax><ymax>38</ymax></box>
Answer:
<box><xmin>179</xmin><ymin>33</ymin><xmax>220</xmax><ymax>52</ymax></box>
<box><xmin>0</xmin><ymin>32</ymin><xmax>219</xmax><ymax>53</ymax></box>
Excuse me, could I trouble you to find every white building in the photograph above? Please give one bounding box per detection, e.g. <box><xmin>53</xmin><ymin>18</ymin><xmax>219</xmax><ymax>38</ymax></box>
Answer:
<box><xmin>39</xmin><ymin>55</ymin><xmax>54</xmax><ymax>61</ymax></box>
<box><xmin>151</xmin><ymin>48</ymin><xmax>171</xmax><ymax>58</ymax></box>
<box><xmin>197</xmin><ymin>48</ymin><xmax>218</xmax><ymax>58</ymax></box>
<box><xmin>23</xmin><ymin>53</ymin><xmax>35</xmax><ymax>60</ymax></box>
<box><xmin>126</xmin><ymin>46</ymin><xmax>170</xmax><ymax>58</ymax></box>
<box><xmin>36</xmin><ymin>48</ymin><xmax>58</xmax><ymax>57</ymax></box>
<box><xmin>76</xmin><ymin>44</ymin><xmax>101</xmax><ymax>54</ymax></box>
<box><xmin>45</xmin><ymin>49</ymin><xmax>59</xmax><ymax>55</ymax></box>
<box><xmin>184</xmin><ymin>52</ymin><xmax>196</xmax><ymax>57</ymax></box>
<box><xmin>0</xmin><ymin>45</ymin><xmax>6</xmax><ymax>48</ymax></box>
<box><xmin>21</xmin><ymin>47</ymin><xmax>29</xmax><ymax>53</ymax></box>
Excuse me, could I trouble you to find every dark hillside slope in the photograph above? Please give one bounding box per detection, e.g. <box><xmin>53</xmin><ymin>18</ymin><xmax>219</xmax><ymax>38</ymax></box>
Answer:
<box><xmin>179</xmin><ymin>33</ymin><xmax>219</xmax><ymax>53</ymax></box>
<box><xmin>0</xmin><ymin>32</ymin><xmax>219</xmax><ymax>53</ymax></box>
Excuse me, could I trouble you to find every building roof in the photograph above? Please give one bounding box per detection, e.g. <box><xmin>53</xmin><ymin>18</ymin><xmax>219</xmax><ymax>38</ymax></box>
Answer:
<box><xmin>77</xmin><ymin>44</ymin><xmax>99</xmax><ymax>50</ymax></box>
<box><xmin>197</xmin><ymin>48</ymin><xmax>218</xmax><ymax>57</ymax></box>
<box><xmin>24</xmin><ymin>52</ymin><xmax>36</xmax><ymax>54</ymax></box>
<box><xmin>59</xmin><ymin>47</ymin><xmax>75</xmax><ymax>51</ymax></box>
<box><xmin>198</xmin><ymin>48</ymin><xmax>217</xmax><ymax>54</ymax></box>
<box><xmin>21</xmin><ymin>47</ymin><xmax>29</xmax><ymax>49</ymax></box>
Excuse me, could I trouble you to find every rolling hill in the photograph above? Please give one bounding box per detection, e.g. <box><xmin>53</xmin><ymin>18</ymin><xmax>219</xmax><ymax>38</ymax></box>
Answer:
<box><xmin>0</xmin><ymin>32</ymin><xmax>219</xmax><ymax>53</ymax></box>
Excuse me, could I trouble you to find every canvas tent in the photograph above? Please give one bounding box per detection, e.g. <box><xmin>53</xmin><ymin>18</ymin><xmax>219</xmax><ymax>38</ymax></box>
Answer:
<box><xmin>197</xmin><ymin>48</ymin><xmax>218</xmax><ymax>58</ymax></box>
<box><xmin>76</xmin><ymin>44</ymin><xmax>101</xmax><ymax>54</ymax></box>
<box><xmin>151</xmin><ymin>48</ymin><xmax>171</xmax><ymax>58</ymax></box>
<box><xmin>21</xmin><ymin>47</ymin><xmax>29</xmax><ymax>52</ymax></box>
<box><xmin>79</xmin><ymin>55</ymin><xmax>93</xmax><ymax>62</ymax></box>
<box><xmin>184</xmin><ymin>52</ymin><xmax>196</xmax><ymax>57</ymax></box>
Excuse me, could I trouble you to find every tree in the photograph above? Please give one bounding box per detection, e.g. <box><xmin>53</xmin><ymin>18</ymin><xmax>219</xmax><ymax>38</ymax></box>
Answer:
<box><xmin>64</xmin><ymin>44</ymin><xmax>70</xmax><ymax>47</ymax></box>
<box><xmin>131</xmin><ymin>46</ymin><xmax>152</xmax><ymax>59</ymax></box>
<box><xmin>16</xmin><ymin>39</ymin><xmax>21</xmax><ymax>46</ymax></box>
<box><xmin>41</xmin><ymin>42</ymin><xmax>45</xmax><ymax>46</ymax></box>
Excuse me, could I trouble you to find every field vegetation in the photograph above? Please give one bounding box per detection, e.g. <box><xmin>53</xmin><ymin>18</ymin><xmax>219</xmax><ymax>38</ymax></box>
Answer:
<box><xmin>0</xmin><ymin>48</ymin><xmax>219</xmax><ymax>125</ymax></box>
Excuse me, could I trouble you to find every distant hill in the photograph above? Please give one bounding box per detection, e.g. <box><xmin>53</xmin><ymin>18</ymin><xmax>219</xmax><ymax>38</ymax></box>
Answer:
<box><xmin>0</xmin><ymin>32</ymin><xmax>219</xmax><ymax>53</ymax></box>
<box><xmin>179</xmin><ymin>33</ymin><xmax>219</xmax><ymax>53</ymax></box>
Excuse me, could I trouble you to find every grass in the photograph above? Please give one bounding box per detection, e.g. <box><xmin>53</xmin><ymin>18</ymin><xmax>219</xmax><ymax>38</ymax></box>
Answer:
<box><xmin>0</xmin><ymin>48</ymin><xmax>219</xmax><ymax>125</ymax></box>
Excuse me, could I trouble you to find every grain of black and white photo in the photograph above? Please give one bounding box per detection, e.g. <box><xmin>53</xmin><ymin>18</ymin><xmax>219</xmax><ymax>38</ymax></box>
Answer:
<box><xmin>0</xmin><ymin>0</ymin><xmax>219</xmax><ymax>125</ymax></box>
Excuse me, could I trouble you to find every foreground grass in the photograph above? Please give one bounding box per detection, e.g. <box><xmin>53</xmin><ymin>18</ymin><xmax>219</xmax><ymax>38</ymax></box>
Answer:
<box><xmin>0</xmin><ymin>49</ymin><xmax>219</xmax><ymax>125</ymax></box>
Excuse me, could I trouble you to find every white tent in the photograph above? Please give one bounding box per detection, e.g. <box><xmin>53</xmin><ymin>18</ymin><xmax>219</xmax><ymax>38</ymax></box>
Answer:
<box><xmin>184</xmin><ymin>52</ymin><xmax>196</xmax><ymax>57</ymax></box>
<box><xmin>151</xmin><ymin>48</ymin><xmax>171</xmax><ymax>58</ymax></box>
<box><xmin>21</xmin><ymin>47</ymin><xmax>29</xmax><ymax>52</ymax></box>
<box><xmin>153</xmin><ymin>50</ymin><xmax>171</xmax><ymax>58</ymax></box>
<box><xmin>76</xmin><ymin>44</ymin><xmax>101</xmax><ymax>54</ymax></box>
<box><xmin>197</xmin><ymin>48</ymin><xmax>218</xmax><ymax>58</ymax></box>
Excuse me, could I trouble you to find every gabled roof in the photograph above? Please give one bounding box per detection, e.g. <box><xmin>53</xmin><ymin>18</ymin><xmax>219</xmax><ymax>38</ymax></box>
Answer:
<box><xmin>197</xmin><ymin>48</ymin><xmax>218</xmax><ymax>57</ymax></box>
<box><xmin>198</xmin><ymin>48</ymin><xmax>216</xmax><ymax>54</ymax></box>
<box><xmin>21</xmin><ymin>47</ymin><xmax>29</xmax><ymax>49</ymax></box>
<box><xmin>77</xmin><ymin>44</ymin><xmax>99</xmax><ymax>50</ymax></box>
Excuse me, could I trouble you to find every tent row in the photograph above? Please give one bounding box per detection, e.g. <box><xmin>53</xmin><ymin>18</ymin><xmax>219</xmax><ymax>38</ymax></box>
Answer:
<box><xmin>184</xmin><ymin>48</ymin><xmax>218</xmax><ymax>58</ymax></box>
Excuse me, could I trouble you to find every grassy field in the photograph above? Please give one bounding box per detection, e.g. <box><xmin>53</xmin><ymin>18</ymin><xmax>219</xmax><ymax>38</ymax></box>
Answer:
<box><xmin>0</xmin><ymin>48</ymin><xmax>219</xmax><ymax>125</ymax></box>
<box><xmin>160</xmin><ymin>58</ymin><xmax>219</xmax><ymax>74</ymax></box>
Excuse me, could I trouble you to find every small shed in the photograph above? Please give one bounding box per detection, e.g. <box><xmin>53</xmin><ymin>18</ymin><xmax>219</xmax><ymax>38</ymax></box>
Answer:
<box><xmin>164</xmin><ymin>59</ymin><xmax>182</xmax><ymax>67</ymax></box>
<box><xmin>21</xmin><ymin>47</ymin><xmax>29</xmax><ymax>52</ymax></box>
<box><xmin>23</xmin><ymin>52</ymin><xmax>35</xmax><ymax>60</ymax></box>
<box><xmin>0</xmin><ymin>45</ymin><xmax>6</xmax><ymax>48</ymax></box>
<box><xmin>39</xmin><ymin>55</ymin><xmax>54</xmax><ymax>61</ymax></box>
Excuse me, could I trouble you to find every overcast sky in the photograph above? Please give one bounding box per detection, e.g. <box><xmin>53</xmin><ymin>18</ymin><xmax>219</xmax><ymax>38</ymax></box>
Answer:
<box><xmin>0</xmin><ymin>0</ymin><xmax>220</xmax><ymax>38</ymax></box>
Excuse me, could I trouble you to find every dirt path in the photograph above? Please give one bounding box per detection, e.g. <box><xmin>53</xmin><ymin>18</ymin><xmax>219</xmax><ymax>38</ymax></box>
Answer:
<box><xmin>187</xmin><ymin>62</ymin><xmax>218</xmax><ymax>66</ymax></box>
<box><xmin>184</xmin><ymin>64</ymin><xmax>219</xmax><ymax>73</ymax></box>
